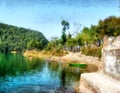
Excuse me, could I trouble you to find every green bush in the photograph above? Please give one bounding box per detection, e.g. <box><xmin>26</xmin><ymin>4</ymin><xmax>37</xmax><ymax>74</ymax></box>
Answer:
<box><xmin>81</xmin><ymin>46</ymin><xmax>102</xmax><ymax>58</ymax></box>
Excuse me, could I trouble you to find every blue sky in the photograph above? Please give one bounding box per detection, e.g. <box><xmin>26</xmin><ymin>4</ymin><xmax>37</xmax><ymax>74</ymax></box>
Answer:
<box><xmin>0</xmin><ymin>0</ymin><xmax>119</xmax><ymax>39</ymax></box>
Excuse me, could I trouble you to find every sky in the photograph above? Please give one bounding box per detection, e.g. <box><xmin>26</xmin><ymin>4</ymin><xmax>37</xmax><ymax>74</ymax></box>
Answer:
<box><xmin>0</xmin><ymin>0</ymin><xmax>120</xmax><ymax>39</ymax></box>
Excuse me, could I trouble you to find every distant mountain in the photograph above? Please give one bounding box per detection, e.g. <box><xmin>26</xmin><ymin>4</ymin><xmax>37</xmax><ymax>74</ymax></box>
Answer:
<box><xmin>0</xmin><ymin>23</ymin><xmax>48</xmax><ymax>52</ymax></box>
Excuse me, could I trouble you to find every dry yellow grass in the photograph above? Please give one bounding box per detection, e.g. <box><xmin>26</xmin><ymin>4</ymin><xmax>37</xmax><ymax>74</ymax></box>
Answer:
<box><xmin>23</xmin><ymin>50</ymin><xmax>68</xmax><ymax>60</ymax></box>
<box><xmin>23</xmin><ymin>50</ymin><xmax>52</xmax><ymax>60</ymax></box>
<box><xmin>24</xmin><ymin>50</ymin><xmax>100</xmax><ymax>72</ymax></box>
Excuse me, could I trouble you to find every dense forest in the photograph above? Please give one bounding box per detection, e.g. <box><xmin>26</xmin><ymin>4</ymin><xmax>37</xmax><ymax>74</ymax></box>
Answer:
<box><xmin>0</xmin><ymin>23</ymin><xmax>48</xmax><ymax>52</ymax></box>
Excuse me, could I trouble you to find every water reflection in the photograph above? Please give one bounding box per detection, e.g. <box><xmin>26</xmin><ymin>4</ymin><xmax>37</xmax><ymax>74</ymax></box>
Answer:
<box><xmin>0</xmin><ymin>53</ymin><xmax>45</xmax><ymax>77</ymax></box>
<box><xmin>48</xmin><ymin>62</ymin><xmax>81</xmax><ymax>90</ymax></box>
<box><xmin>0</xmin><ymin>54</ymin><xmax>81</xmax><ymax>92</ymax></box>
<box><xmin>61</xmin><ymin>69</ymin><xmax>66</xmax><ymax>87</ymax></box>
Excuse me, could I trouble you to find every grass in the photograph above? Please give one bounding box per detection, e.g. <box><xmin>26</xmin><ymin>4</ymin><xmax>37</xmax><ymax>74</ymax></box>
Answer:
<box><xmin>81</xmin><ymin>46</ymin><xmax>102</xmax><ymax>58</ymax></box>
<box><xmin>24</xmin><ymin>50</ymin><xmax>68</xmax><ymax>60</ymax></box>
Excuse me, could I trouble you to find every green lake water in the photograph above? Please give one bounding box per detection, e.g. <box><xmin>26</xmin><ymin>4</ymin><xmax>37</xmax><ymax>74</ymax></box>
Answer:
<box><xmin>0</xmin><ymin>53</ymin><xmax>81</xmax><ymax>93</ymax></box>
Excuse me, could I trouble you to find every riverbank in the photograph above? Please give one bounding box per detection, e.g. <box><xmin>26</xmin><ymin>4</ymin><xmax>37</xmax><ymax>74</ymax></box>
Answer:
<box><xmin>23</xmin><ymin>50</ymin><xmax>102</xmax><ymax>72</ymax></box>
<box><xmin>23</xmin><ymin>50</ymin><xmax>103</xmax><ymax>93</ymax></box>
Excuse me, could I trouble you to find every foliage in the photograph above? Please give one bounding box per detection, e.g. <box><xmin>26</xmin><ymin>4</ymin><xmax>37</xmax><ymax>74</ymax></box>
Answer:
<box><xmin>67</xmin><ymin>32</ymin><xmax>72</xmax><ymax>39</ymax></box>
<box><xmin>45</xmin><ymin>38</ymin><xmax>59</xmax><ymax>51</ymax></box>
<box><xmin>61</xmin><ymin>31</ymin><xmax>67</xmax><ymax>45</ymax></box>
<box><xmin>75</xmin><ymin>16</ymin><xmax>120</xmax><ymax>48</ymax></box>
<box><xmin>27</xmin><ymin>39</ymin><xmax>43</xmax><ymax>50</ymax></box>
<box><xmin>66</xmin><ymin>38</ymin><xmax>77</xmax><ymax>51</ymax></box>
<box><xmin>97</xmin><ymin>16</ymin><xmax>120</xmax><ymax>38</ymax></box>
<box><xmin>66</xmin><ymin>38</ymin><xmax>76</xmax><ymax>47</ymax></box>
<box><xmin>46</xmin><ymin>16</ymin><xmax>120</xmax><ymax>57</ymax></box>
<box><xmin>45</xmin><ymin>37</ymin><xmax>68</xmax><ymax>56</ymax></box>
<box><xmin>61</xmin><ymin>20</ymin><xmax>70</xmax><ymax>31</ymax></box>
<box><xmin>61</xmin><ymin>20</ymin><xmax>70</xmax><ymax>45</ymax></box>
<box><xmin>0</xmin><ymin>23</ymin><xmax>48</xmax><ymax>52</ymax></box>
<box><xmin>81</xmin><ymin>47</ymin><xmax>102</xmax><ymax>58</ymax></box>
<box><xmin>76</xmin><ymin>26</ymin><xmax>98</xmax><ymax>46</ymax></box>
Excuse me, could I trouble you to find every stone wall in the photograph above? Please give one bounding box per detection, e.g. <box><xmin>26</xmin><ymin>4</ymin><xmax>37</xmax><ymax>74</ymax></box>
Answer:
<box><xmin>102</xmin><ymin>36</ymin><xmax>120</xmax><ymax>80</ymax></box>
<box><xmin>79</xmin><ymin>36</ymin><xmax>120</xmax><ymax>93</ymax></box>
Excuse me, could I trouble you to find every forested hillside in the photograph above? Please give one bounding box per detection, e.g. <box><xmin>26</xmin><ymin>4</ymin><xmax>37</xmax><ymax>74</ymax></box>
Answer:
<box><xmin>0</xmin><ymin>23</ymin><xmax>48</xmax><ymax>52</ymax></box>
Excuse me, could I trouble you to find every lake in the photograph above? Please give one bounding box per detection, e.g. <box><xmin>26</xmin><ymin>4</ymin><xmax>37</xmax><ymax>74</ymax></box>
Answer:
<box><xmin>0</xmin><ymin>53</ymin><xmax>81</xmax><ymax>93</ymax></box>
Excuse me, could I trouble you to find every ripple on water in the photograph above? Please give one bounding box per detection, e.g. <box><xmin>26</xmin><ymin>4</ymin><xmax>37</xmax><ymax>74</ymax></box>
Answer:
<box><xmin>0</xmin><ymin>55</ymin><xmax>80</xmax><ymax>93</ymax></box>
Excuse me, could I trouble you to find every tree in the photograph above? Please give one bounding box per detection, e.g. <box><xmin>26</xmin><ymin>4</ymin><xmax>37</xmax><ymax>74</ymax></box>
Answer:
<box><xmin>67</xmin><ymin>32</ymin><xmax>72</xmax><ymax>39</ymax></box>
<box><xmin>89</xmin><ymin>25</ymin><xmax>98</xmax><ymax>46</ymax></box>
<box><xmin>61</xmin><ymin>31</ymin><xmax>67</xmax><ymax>45</ymax></box>
<box><xmin>0</xmin><ymin>23</ymin><xmax>48</xmax><ymax>52</ymax></box>
<box><xmin>76</xmin><ymin>33</ymin><xmax>84</xmax><ymax>46</ymax></box>
<box><xmin>97</xmin><ymin>16</ymin><xmax>120</xmax><ymax>37</ymax></box>
<box><xmin>27</xmin><ymin>39</ymin><xmax>42</xmax><ymax>50</ymax></box>
<box><xmin>96</xmin><ymin>16</ymin><xmax>120</xmax><ymax>46</ymax></box>
<box><xmin>80</xmin><ymin>27</ymin><xmax>91</xmax><ymax>46</ymax></box>
<box><xmin>61</xmin><ymin>20</ymin><xmax>70</xmax><ymax>32</ymax></box>
<box><xmin>75</xmin><ymin>25</ymin><xmax>98</xmax><ymax>47</ymax></box>
<box><xmin>66</xmin><ymin>38</ymin><xmax>77</xmax><ymax>51</ymax></box>
<box><xmin>61</xmin><ymin>20</ymin><xmax>70</xmax><ymax>45</ymax></box>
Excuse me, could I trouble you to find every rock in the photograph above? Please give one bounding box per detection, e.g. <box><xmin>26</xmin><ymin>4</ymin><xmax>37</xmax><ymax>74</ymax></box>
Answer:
<box><xmin>102</xmin><ymin>36</ymin><xmax>120</xmax><ymax>79</ymax></box>
<box><xmin>79</xmin><ymin>73</ymin><xmax>120</xmax><ymax>93</ymax></box>
<box><xmin>79</xmin><ymin>36</ymin><xmax>120</xmax><ymax>93</ymax></box>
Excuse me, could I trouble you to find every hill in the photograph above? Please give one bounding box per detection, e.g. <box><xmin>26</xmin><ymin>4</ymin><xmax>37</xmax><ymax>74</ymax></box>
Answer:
<box><xmin>0</xmin><ymin>23</ymin><xmax>48</xmax><ymax>52</ymax></box>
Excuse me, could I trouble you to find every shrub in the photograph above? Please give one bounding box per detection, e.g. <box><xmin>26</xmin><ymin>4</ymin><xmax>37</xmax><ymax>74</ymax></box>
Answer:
<box><xmin>81</xmin><ymin>46</ymin><xmax>102</xmax><ymax>58</ymax></box>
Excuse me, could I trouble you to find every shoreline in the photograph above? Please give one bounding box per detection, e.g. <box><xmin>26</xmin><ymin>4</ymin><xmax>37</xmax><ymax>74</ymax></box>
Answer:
<box><xmin>23</xmin><ymin>50</ymin><xmax>103</xmax><ymax>93</ymax></box>
<box><xmin>23</xmin><ymin>50</ymin><xmax>102</xmax><ymax>72</ymax></box>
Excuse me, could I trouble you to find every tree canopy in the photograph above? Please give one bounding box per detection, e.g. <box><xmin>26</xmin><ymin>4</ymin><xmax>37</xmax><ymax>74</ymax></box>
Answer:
<box><xmin>61</xmin><ymin>20</ymin><xmax>70</xmax><ymax>45</ymax></box>
<box><xmin>0</xmin><ymin>23</ymin><xmax>48</xmax><ymax>52</ymax></box>
<box><xmin>97</xmin><ymin>16</ymin><xmax>120</xmax><ymax>38</ymax></box>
